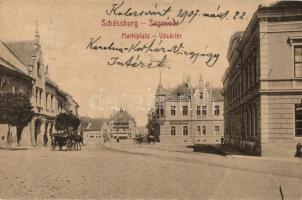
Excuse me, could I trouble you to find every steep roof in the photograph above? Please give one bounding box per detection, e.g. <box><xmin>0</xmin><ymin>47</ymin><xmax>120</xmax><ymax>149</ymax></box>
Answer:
<box><xmin>80</xmin><ymin>117</ymin><xmax>108</xmax><ymax>131</ymax></box>
<box><xmin>172</xmin><ymin>83</ymin><xmax>191</xmax><ymax>96</ymax></box>
<box><xmin>211</xmin><ymin>88</ymin><xmax>224</xmax><ymax>101</ymax></box>
<box><xmin>156</xmin><ymin>85</ymin><xmax>165</xmax><ymax>95</ymax></box>
<box><xmin>157</xmin><ymin>82</ymin><xmax>192</xmax><ymax>102</ymax></box>
<box><xmin>45</xmin><ymin>76</ymin><xmax>58</xmax><ymax>88</ymax></box>
<box><xmin>159</xmin><ymin>82</ymin><xmax>223</xmax><ymax>102</ymax></box>
<box><xmin>110</xmin><ymin>108</ymin><xmax>136</xmax><ymax>123</ymax></box>
<box><xmin>5</xmin><ymin>40</ymin><xmax>36</xmax><ymax>67</ymax></box>
<box><xmin>0</xmin><ymin>41</ymin><xmax>31</xmax><ymax>78</ymax></box>
<box><xmin>2</xmin><ymin>38</ymin><xmax>80</xmax><ymax>110</ymax></box>
<box><xmin>155</xmin><ymin>73</ymin><xmax>165</xmax><ymax>95</ymax></box>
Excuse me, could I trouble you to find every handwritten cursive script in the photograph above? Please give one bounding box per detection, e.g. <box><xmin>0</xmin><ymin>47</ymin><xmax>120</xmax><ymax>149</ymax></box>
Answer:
<box><xmin>86</xmin><ymin>36</ymin><xmax>220</xmax><ymax>67</ymax></box>
<box><xmin>106</xmin><ymin>1</ymin><xmax>172</xmax><ymax>17</ymax></box>
<box><xmin>108</xmin><ymin>55</ymin><xmax>168</xmax><ymax>69</ymax></box>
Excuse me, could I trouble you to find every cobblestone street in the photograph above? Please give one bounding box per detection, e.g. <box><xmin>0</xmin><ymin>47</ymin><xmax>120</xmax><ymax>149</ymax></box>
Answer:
<box><xmin>0</xmin><ymin>139</ymin><xmax>301</xmax><ymax>199</ymax></box>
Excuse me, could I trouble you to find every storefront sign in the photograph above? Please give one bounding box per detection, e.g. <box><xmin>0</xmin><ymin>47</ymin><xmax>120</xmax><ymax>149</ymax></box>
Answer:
<box><xmin>170</xmin><ymin>120</ymin><xmax>189</xmax><ymax>125</ymax></box>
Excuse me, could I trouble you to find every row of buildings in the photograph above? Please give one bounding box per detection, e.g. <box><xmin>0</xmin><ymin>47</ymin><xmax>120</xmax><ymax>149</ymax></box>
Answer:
<box><xmin>0</xmin><ymin>28</ymin><xmax>79</xmax><ymax>147</ymax></box>
<box><xmin>223</xmin><ymin>1</ymin><xmax>302</xmax><ymax>157</ymax></box>
<box><xmin>146</xmin><ymin>1</ymin><xmax>302</xmax><ymax>158</ymax></box>
<box><xmin>81</xmin><ymin>108</ymin><xmax>137</xmax><ymax>140</ymax></box>
<box><xmin>81</xmin><ymin>109</ymin><xmax>137</xmax><ymax>140</ymax></box>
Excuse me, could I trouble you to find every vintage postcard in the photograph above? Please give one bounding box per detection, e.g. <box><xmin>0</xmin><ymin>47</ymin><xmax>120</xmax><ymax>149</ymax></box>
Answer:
<box><xmin>0</xmin><ymin>0</ymin><xmax>302</xmax><ymax>199</ymax></box>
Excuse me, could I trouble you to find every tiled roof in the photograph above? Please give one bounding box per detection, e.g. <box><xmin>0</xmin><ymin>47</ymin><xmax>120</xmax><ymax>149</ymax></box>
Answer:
<box><xmin>45</xmin><ymin>76</ymin><xmax>58</xmax><ymax>87</ymax></box>
<box><xmin>2</xmin><ymin>39</ymin><xmax>80</xmax><ymax>108</ymax></box>
<box><xmin>5</xmin><ymin>40</ymin><xmax>36</xmax><ymax>67</ymax></box>
<box><xmin>171</xmin><ymin>83</ymin><xmax>191</xmax><ymax>96</ymax></box>
<box><xmin>110</xmin><ymin>108</ymin><xmax>136</xmax><ymax>123</ymax></box>
<box><xmin>159</xmin><ymin>82</ymin><xmax>223</xmax><ymax>102</ymax></box>
<box><xmin>0</xmin><ymin>41</ymin><xmax>31</xmax><ymax>78</ymax></box>
<box><xmin>211</xmin><ymin>88</ymin><xmax>224</xmax><ymax>101</ymax></box>
<box><xmin>162</xmin><ymin>88</ymin><xmax>173</xmax><ymax>95</ymax></box>
<box><xmin>160</xmin><ymin>83</ymin><xmax>192</xmax><ymax>101</ymax></box>
<box><xmin>80</xmin><ymin>117</ymin><xmax>108</xmax><ymax>131</ymax></box>
<box><xmin>46</xmin><ymin>77</ymin><xmax>75</xmax><ymax>102</ymax></box>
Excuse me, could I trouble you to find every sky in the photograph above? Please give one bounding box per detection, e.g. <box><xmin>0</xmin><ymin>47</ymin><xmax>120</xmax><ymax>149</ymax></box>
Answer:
<box><xmin>0</xmin><ymin>0</ymin><xmax>276</xmax><ymax>126</ymax></box>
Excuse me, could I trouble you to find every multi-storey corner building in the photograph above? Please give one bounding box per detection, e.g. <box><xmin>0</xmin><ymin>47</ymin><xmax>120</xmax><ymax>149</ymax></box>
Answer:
<box><xmin>0</xmin><ymin>29</ymin><xmax>79</xmax><ymax>147</ymax></box>
<box><xmin>151</xmin><ymin>74</ymin><xmax>224</xmax><ymax>145</ymax></box>
<box><xmin>223</xmin><ymin>1</ymin><xmax>302</xmax><ymax>157</ymax></box>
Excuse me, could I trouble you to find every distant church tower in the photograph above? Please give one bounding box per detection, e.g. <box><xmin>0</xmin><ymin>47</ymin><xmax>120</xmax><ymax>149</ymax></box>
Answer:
<box><xmin>155</xmin><ymin>72</ymin><xmax>165</xmax><ymax>104</ymax></box>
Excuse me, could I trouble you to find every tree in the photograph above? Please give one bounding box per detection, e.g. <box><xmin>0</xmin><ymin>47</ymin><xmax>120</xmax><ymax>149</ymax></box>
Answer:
<box><xmin>55</xmin><ymin>112</ymin><xmax>80</xmax><ymax>131</ymax></box>
<box><xmin>146</xmin><ymin>116</ymin><xmax>160</xmax><ymax>142</ymax></box>
<box><xmin>0</xmin><ymin>93</ymin><xmax>34</xmax><ymax>146</ymax></box>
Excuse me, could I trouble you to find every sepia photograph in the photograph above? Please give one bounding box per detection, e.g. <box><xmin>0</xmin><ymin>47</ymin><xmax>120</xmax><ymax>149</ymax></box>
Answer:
<box><xmin>0</xmin><ymin>0</ymin><xmax>302</xmax><ymax>199</ymax></box>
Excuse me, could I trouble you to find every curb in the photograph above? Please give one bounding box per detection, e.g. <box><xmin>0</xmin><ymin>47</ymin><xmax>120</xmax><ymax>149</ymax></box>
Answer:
<box><xmin>98</xmin><ymin>142</ymin><xmax>302</xmax><ymax>180</ymax></box>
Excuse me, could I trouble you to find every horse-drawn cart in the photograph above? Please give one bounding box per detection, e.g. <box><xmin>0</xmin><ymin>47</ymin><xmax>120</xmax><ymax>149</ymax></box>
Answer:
<box><xmin>134</xmin><ymin>134</ymin><xmax>156</xmax><ymax>144</ymax></box>
<box><xmin>51</xmin><ymin>132</ymin><xmax>82</xmax><ymax>151</ymax></box>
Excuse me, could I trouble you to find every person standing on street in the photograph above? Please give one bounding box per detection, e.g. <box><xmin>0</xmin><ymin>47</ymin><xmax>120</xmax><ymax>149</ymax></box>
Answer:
<box><xmin>43</xmin><ymin>134</ymin><xmax>48</xmax><ymax>147</ymax></box>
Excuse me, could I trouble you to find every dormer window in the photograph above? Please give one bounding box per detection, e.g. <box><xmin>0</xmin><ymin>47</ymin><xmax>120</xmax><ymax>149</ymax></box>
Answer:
<box><xmin>37</xmin><ymin>61</ymin><xmax>41</xmax><ymax>78</ymax></box>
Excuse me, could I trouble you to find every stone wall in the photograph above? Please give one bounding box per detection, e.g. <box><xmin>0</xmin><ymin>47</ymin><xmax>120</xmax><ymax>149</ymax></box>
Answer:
<box><xmin>260</xmin><ymin>94</ymin><xmax>302</xmax><ymax>157</ymax></box>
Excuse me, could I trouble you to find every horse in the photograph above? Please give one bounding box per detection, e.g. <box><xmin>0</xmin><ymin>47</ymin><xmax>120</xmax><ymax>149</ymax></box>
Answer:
<box><xmin>146</xmin><ymin>135</ymin><xmax>156</xmax><ymax>144</ymax></box>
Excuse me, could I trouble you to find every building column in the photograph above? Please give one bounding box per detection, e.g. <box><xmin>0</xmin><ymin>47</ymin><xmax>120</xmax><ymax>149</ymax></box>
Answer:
<box><xmin>38</xmin><ymin>119</ymin><xmax>46</xmax><ymax>146</ymax></box>
<box><xmin>30</xmin><ymin>118</ymin><xmax>36</xmax><ymax>146</ymax></box>
<box><xmin>47</xmin><ymin>123</ymin><xmax>52</xmax><ymax>137</ymax></box>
